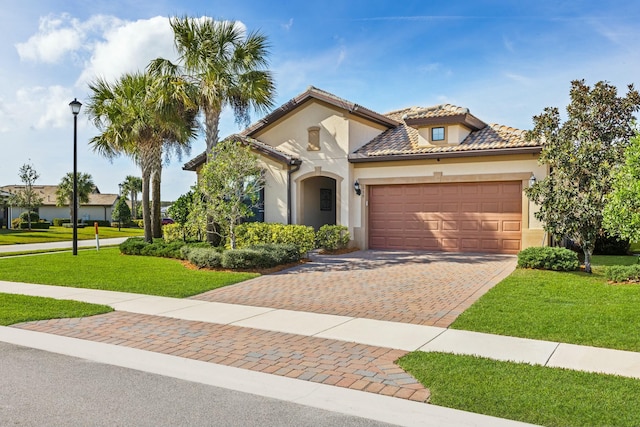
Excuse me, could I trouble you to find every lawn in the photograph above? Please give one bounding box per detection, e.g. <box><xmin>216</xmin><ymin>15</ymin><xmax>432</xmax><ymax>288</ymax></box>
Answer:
<box><xmin>398</xmin><ymin>352</ymin><xmax>640</xmax><ymax>427</ymax></box>
<box><xmin>0</xmin><ymin>226</ymin><xmax>144</xmax><ymax>245</ymax></box>
<box><xmin>0</xmin><ymin>293</ymin><xmax>112</xmax><ymax>325</ymax></box>
<box><xmin>451</xmin><ymin>254</ymin><xmax>640</xmax><ymax>352</ymax></box>
<box><xmin>0</xmin><ymin>247</ymin><xmax>258</xmax><ymax>298</ymax></box>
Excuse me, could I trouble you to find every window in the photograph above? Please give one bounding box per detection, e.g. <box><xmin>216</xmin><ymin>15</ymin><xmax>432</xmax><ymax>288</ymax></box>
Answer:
<box><xmin>431</xmin><ymin>127</ymin><xmax>445</xmax><ymax>141</ymax></box>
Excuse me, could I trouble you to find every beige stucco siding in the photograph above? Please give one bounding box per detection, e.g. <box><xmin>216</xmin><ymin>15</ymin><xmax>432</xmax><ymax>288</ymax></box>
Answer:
<box><xmin>254</xmin><ymin>101</ymin><xmax>387</xmax><ymax>227</ymax></box>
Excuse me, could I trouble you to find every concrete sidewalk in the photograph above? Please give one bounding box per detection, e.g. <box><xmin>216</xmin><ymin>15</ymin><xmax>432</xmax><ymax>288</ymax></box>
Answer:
<box><xmin>0</xmin><ymin>237</ymin><xmax>128</xmax><ymax>253</ymax></box>
<box><xmin>2</xmin><ymin>280</ymin><xmax>639</xmax><ymax>380</ymax></box>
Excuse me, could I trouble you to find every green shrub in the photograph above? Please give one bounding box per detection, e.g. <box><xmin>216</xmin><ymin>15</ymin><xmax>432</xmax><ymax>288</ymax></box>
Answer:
<box><xmin>138</xmin><ymin>239</ymin><xmax>185</xmax><ymax>259</ymax></box>
<box><xmin>249</xmin><ymin>243</ymin><xmax>301</xmax><ymax>265</ymax></box>
<box><xmin>183</xmin><ymin>247</ymin><xmax>223</xmax><ymax>268</ymax></box>
<box><xmin>19</xmin><ymin>211</ymin><xmax>40</xmax><ymax>223</ymax></box>
<box><xmin>221</xmin><ymin>248</ymin><xmax>268</xmax><ymax>269</ymax></box>
<box><xmin>19</xmin><ymin>221</ymin><xmax>50</xmax><ymax>229</ymax></box>
<box><xmin>133</xmin><ymin>219</ymin><xmax>144</xmax><ymax>228</ymax></box>
<box><xmin>235</xmin><ymin>222</ymin><xmax>316</xmax><ymax>255</ymax></box>
<box><xmin>53</xmin><ymin>218</ymin><xmax>70</xmax><ymax>227</ymax></box>
<box><xmin>316</xmin><ymin>225</ymin><xmax>350</xmax><ymax>251</ymax></box>
<box><xmin>605</xmin><ymin>264</ymin><xmax>640</xmax><ymax>282</ymax></box>
<box><xmin>119</xmin><ymin>237</ymin><xmax>148</xmax><ymax>255</ymax></box>
<box><xmin>517</xmin><ymin>246</ymin><xmax>579</xmax><ymax>271</ymax></box>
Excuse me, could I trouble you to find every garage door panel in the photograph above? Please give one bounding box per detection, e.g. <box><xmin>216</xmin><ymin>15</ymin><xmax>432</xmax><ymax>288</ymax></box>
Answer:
<box><xmin>369</xmin><ymin>181</ymin><xmax>522</xmax><ymax>254</ymax></box>
<box><xmin>461</xmin><ymin>220</ymin><xmax>479</xmax><ymax>231</ymax></box>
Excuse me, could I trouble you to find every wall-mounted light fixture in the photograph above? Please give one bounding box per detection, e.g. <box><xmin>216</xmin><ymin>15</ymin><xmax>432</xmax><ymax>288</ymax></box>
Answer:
<box><xmin>354</xmin><ymin>180</ymin><xmax>361</xmax><ymax>196</ymax></box>
<box><xmin>529</xmin><ymin>174</ymin><xmax>537</xmax><ymax>187</ymax></box>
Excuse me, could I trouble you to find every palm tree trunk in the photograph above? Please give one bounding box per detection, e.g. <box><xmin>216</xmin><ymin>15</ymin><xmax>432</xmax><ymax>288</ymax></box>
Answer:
<box><xmin>151</xmin><ymin>167</ymin><xmax>162</xmax><ymax>238</ymax></box>
<box><xmin>204</xmin><ymin>106</ymin><xmax>221</xmax><ymax>154</ymax></box>
<box><xmin>140</xmin><ymin>142</ymin><xmax>154</xmax><ymax>243</ymax></box>
<box><xmin>130</xmin><ymin>189</ymin><xmax>136</xmax><ymax>220</ymax></box>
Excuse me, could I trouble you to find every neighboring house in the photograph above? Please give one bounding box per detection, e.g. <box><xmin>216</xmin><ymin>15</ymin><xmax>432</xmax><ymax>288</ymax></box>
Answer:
<box><xmin>0</xmin><ymin>185</ymin><xmax>119</xmax><ymax>224</ymax></box>
<box><xmin>184</xmin><ymin>86</ymin><xmax>547</xmax><ymax>254</ymax></box>
<box><xmin>0</xmin><ymin>189</ymin><xmax>11</xmax><ymax>228</ymax></box>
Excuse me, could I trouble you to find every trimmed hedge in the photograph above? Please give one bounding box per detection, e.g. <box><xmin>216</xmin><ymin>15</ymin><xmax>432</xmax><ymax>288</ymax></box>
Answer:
<box><xmin>517</xmin><ymin>246</ymin><xmax>579</xmax><ymax>271</ymax></box>
<box><xmin>53</xmin><ymin>218</ymin><xmax>71</xmax><ymax>226</ymax></box>
<box><xmin>234</xmin><ymin>222</ymin><xmax>316</xmax><ymax>255</ymax></box>
<box><xmin>316</xmin><ymin>225</ymin><xmax>350</xmax><ymax>251</ymax></box>
<box><xmin>19</xmin><ymin>221</ymin><xmax>50</xmax><ymax>229</ymax></box>
<box><xmin>182</xmin><ymin>246</ymin><xmax>223</xmax><ymax>268</ymax></box>
<box><xmin>605</xmin><ymin>264</ymin><xmax>640</xmax><ymax>283</ymax></box>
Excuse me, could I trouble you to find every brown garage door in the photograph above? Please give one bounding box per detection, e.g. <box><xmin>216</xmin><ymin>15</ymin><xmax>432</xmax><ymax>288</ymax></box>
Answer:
<box><xmin>368</xmin><ymin>181</ymin><xmax>522</xmax><ymax>254</ymax></box>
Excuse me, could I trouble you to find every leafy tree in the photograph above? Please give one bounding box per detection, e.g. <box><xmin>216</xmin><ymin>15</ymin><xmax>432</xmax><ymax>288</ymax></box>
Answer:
<box><xmin>197</xmin><ymin>140</ymin><xmax>265</xmax><ymax>248</ymax></box>
<box><xmin>149</xmin><ymin>16</ymin><xmax>275</xmax><ymax>154</ymax></box>
<box><xmin>121</xmin><ymin>175</ymin><xmax>142</xmax><ymax>220</ymax></box>
<box><xmin>526</xmin><ymin>80</ymin><xmax>640</xmax><ymax>273</ymax></box>
<box><xmin>111</xmin><ymin>196</ymin><xmax>132</xmax><ymax>230</ymax></box>
<box><xmin>55</xmin><ymin>172</ymin><xmax>95</xmax><ymax>222</ymax></box>
<box><xmin>603</xmin><ymin>133</ymin><xmax>640</xmax><ymax>241</ymax></box>
<box><xmin>86</xmin><ymin>71</ymin><xmax>198</xmax><ymax>242</ymax></box>
<box><xmin>9</xmin><ymin>163</ymin><xmax>43</xmax><ymax>230</ymax></box>
<box><xmin>167</xmin><ymin>190</ymin><xmax>193</xmax><ymax>241</ymax></box>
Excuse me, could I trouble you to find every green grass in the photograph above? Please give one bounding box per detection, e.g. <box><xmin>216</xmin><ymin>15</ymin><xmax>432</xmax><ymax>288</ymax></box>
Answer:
<box><xmin>452</xmin><ymin>255</ymin><xmax>640</xmax><ymax>351</ymax></box>
<box><xmin>398</xmin><ymin>352</ymin><xmax>640</xmax><ymax>427</ymax></box>
<box><xmin>0</xmin><ymin>293</ymin><xmax>112</xmax><ymax>325</ymax></box>
<box><xmin>0</xmin><ymin>226</ymin><xmax>144</xmax><ymax>245</ymax></box>
<box><xmin>0</xmin><ymin>247</ymin><xmax>258</xmax><ymax>298</ymax></box>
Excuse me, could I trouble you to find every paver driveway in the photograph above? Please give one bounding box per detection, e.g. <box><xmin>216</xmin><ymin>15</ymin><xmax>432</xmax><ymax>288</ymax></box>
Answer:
<box><xmin>194</xmin><ymin>250</ymin><xmax>517</xmax><ymax>327</ymax></box>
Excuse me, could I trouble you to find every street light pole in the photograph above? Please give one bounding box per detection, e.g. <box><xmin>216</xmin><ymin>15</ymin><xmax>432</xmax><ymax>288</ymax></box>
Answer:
<box><xmin>69</xmin><ymin>98</ymin><xmax>82</xmax><ymax>256</ymax></box>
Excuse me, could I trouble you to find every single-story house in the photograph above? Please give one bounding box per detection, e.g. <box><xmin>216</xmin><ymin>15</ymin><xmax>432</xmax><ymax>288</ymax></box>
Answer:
<box><xmin>0</xmin><ymin>185</ymin><xmax>119</xmax><ymax>225</ymax></box>
<box><xmin>184</xmin><ymin>86</ymin><xmax>547</xmax><ymax>254</ymax></box>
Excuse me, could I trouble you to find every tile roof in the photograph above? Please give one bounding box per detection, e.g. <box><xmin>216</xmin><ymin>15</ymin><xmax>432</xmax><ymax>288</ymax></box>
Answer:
<box><xmin>349</xmin><ymin>105</ymin><xmax>542</xmax><ymax>162</ymax></box>
<box><xmin>182</xmin><ymin>134</ymin><xmax>301</xmax><ymax>172</ymax></box>
<box><xmin>242</xmin><ymin>86</ymin><xmax>399</xmax><ymax>137</ymax></box>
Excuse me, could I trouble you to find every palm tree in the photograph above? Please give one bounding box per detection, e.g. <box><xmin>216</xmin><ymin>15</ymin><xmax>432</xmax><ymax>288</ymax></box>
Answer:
<box><xmin>55</xmin><ymin>172</ymin><xmax>95</xmax><ymax>223</ymax></box>
<box><xmin>121</xmin><ymin>175</ymin><xmax>142</xmax><ymax>219</ymax></box>
<box><xmin>86</xmin><ymin>72</ymin><xmax>197</xmax><ymax>242</ymax></box>
<box><xmin>149</xmin><ymin>16</ymin><xmax>275</xmax><ymax>154</ymax></box>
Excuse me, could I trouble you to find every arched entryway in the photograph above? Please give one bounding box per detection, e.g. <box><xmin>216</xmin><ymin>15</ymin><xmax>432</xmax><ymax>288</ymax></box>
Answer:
<box><xmin>299</xmin><ymin>175</ymin><xmax>337</xmax><ymax>230</ymax></box>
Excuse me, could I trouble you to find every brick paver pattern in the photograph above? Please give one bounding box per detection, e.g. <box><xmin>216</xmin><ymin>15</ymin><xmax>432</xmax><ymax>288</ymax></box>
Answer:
<box><xmin>15</xmin><ymin>312</ymin><xmax>430</xmax><ymax>402</ymax></box>
<box><xmin>194</xmin><ymin>251</ymin><xmax>516</xmax><ymax>327</ymax></box>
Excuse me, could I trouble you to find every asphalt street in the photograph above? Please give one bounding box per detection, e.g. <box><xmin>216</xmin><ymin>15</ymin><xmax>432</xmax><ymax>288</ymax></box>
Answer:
<box><xmin>0</xmin><ymin>342</ymin><xmax>396</xmax><ymax>427</ymax></box>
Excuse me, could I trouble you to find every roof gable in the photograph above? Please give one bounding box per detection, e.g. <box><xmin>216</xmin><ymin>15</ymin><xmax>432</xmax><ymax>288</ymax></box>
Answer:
<box><xmin>242</xmin><ymin>86</ymin><xmax>399</xmax><ymax>137</ymax></box>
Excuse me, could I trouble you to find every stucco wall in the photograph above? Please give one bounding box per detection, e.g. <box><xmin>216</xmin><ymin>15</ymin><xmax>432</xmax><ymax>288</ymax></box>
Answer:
<box><xmin>254</xmin><ymin>101</ymin><xmax>386</xmax><ymax>228</ymax></box>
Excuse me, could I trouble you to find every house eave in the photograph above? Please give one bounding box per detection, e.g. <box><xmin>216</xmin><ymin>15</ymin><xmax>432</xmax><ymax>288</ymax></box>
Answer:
<box><xmin>348</xmin><ymin>146</ymin><xmax>543</xmax><ymax>163</ymax></box>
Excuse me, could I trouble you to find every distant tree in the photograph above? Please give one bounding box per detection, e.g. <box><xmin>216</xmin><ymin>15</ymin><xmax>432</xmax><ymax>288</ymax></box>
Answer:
<box><xmin>10</xmin><ymin>163</ymin><xmax>43</xmax><ymax>230</ymax></box>
<box><xmin>526</xmin><ymin>80</ymin><xmax>640</xmax><ymax>273</ymax></box>
<box><xmin>121</xmin><ymin>175</ymin><xmax>142</xmax><ymax>220</ymax></box>
<box><xmin>603</xmin><ymin>133</ymin><xmax>640</xmax><ymax>241</ymax></box>
<box><xmin>111</xmin><ymin>196</ymin><xmax>132</xmax><ymax>230</ymax></box>
<box><xmin>197</xmin><ymin>140</ymin><xmax>264</xmax><ymax>248</ymax></box>
<box><xmin>167</xmin><ymin>191</ymin><xmax>192</xmax><ymax>241</ymax></box>
<box><xmin>55</xmin><ymin>172</ymin><xmax>95</xmax><ymax>223</ymax></box>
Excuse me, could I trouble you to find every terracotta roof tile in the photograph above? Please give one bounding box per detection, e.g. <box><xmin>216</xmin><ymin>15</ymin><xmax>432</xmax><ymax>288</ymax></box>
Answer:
<box><xmin>351</xmin><ymin>106</ymin><xmax>541</xmax><ymax>161</ymax></box>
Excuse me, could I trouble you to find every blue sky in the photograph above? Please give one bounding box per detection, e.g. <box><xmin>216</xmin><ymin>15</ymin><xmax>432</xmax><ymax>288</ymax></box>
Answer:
<box><xmin>2</xmin><ymin>0</ymin><xmax>639</xmax><ymax>200</ymax></box>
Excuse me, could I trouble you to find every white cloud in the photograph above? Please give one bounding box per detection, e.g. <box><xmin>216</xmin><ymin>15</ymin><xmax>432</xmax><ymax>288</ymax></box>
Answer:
<box><xmin>77</xmin><ymin>16</ymin><xmax>176</xmax><ymax>85</ymax></box>
<box><xmin>282</xmin><ymin>18</ymin><xmax>294</xmax><ymax>31</ymax></box>
<box><xmin>504</xmin><ymin>72</ymin><xmax>533</xmax><ymax>85</ymax></box>
<box><xmin>15</xmin><ymin>85</ymin><xmax>73</xmax><ymax>129</ymax></box>
<box><xmin>16</xmin><ymin>14</ymin><xmax>83</xmax><ymax>63</ymax></box>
